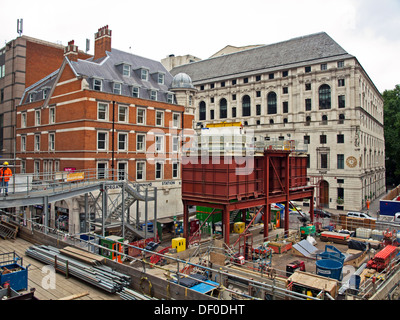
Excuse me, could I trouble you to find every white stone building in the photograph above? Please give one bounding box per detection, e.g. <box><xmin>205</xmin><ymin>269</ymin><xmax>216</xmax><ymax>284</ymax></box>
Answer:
<box><xmin>170</xmin><ymin>32</ymin><xmax>385</xmax><ymax>211</ymax></box>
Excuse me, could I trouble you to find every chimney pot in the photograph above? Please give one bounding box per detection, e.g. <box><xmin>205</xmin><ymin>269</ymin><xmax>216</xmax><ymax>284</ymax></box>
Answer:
<box><xmin>94</xmin><ymin>25</ymin><xmax>112</xmax><ymax>61</ymax></box>
<box><xmin>64</xmin><ymin>39</ymin><xmax>78</xmax><ymax>61</ymax></box>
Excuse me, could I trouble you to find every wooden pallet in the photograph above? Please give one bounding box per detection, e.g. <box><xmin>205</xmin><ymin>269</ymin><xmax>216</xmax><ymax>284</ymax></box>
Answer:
<box><xmin>59</xmin><ymin>246</ymin><xmax>106</xmax><ymax>265</ymax></box>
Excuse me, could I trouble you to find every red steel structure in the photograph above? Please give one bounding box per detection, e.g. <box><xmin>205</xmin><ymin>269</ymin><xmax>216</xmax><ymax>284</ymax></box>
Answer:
<box><xmin>181</xmin><ymin>150</ymin><xmax>315</xmax><ymax>245</ymax></box>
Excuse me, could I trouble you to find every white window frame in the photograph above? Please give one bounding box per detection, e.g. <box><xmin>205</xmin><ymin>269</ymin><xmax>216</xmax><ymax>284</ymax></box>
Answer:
<box><xmin>55</xmin><ymin>160</ymin><xmax>60</xmax><ymax>172</ymax></box>
<box><xmin>172</xmin><ymin>136</ymin><xmax>179</xmax><ymax>153</ymax></box>
<box><xmin>21</xmin><ymin>135</ymin><xmax>26</xmax><ymax>152</ymax></box>
<box><xmin>29</xmin><ymin>93</ymin><xmax>34</xmax><ymax>103</ymax></box>
<box><xmin>94</xmin><ymin>78</ymin><xmax>102</xmax><ymax>91</ymax></box>
<box><xmin>21</xmin><ymin>160</ymin><xmax>26</xmax><ymax>174</ymax></box>
<box><xmin>155</xmin><ymin>135</ymin><xmax>164</xmax><ymax>153</ymax></box>
<box><xmin>118</xmin><ymin>162</ymin><xmax>128</xmax><ymax>181</ymax></box>
<box><xmin>158</xmin><ymin>73</ymin><xmax>165</xmax><ymax>85</ymax></box>
<box><xmin>48</xmin><ymin>160</ymin><xmax>53</xmax><ymax>179</ymax></box>
<box><xmin>98</xmin><ymin>102</ymin><xmax>108</xmax><ymax>121</ymax></box>
<box><xmin>136</xmin><ymin>161</ymin><xmax>146</xmax><ymax>181</ymax></box>
<box><xmin>122</xmin><ymin>64</ymin><xmax>130</xmax><ymax>76</ymax></box>
<box><xmin>35</xmin><ymin>109</ymin><xmax>41</xmax><ymax>126</ymax></box>
<box><xmin>136</xmin><ymin>134</ymin><xmax>146</xmax><ymax>152</ymax></box>
<box><xmin>172</xmin><ymin>113</ymin><xmax>180</xmax><ymax>128</ymax></box>
<box><xmin>156</xmin><ymin>110</ymin><xmax>164</xmax><ymax>126</ymax></box>
<box><xmin>118</xmin><ymin>105</ymin><xmax>128</xmax><ymax>123</ymax></box>
<box><xmin>141</xmin><ymin>69</ymin><xmax>148</xmax><ymax>81</ymax></box>
<box><xmin>49</xmin><ymin>132</ymin><xmax>55</xmax><ymax>151</ymax></box>
<box><xmin>132</xmin><ymin>86</ymin><xmax>140</xmax><ymax>98</ymax></box>
<box><xmin>97</xmin><ymin>162</ymin><xmax>108</xmax><ymax>179</ymax></box>
<box><xmin>137</xmin><ymin>108</ymin><xmax>146</xmax><ymax>125</ymax></box>
<box><xmin>97</xmin><ymin>131</ymin><xmax>108</xmax><ymax>151</ymax></box>
<box><xmin>21</xmin><ymin>112</ymin><xmax>27</xmax><ymax>128</ymax></box>
<box><xmin>34</xmin><ymin>134</ymin><xmax>40</xmax><ymax>151</ymax></box>
<box><xmin>34</xmin><ymin>160</ymin><xmax>40</xmax><ymax>178</ymax></box>
<box><xmin>150</xmin><ymin>90</ymin><xmax>157</xmax><ymax>101</ymax></box>
<box><xmin>172</xmin><ymin>161</ymin><xmax>179</xmax><ymax>179</ymax></box>
<box><xmin>118</xmin><ymin>132</ymin><xmax>128</xmax><ymax>151</ymax></box>
<box><xmin>167</xmin><ymin>93</ymin><xmax>174</xmax><ymax>104</ymax></box>
<box><xmin>43</xmin><ymin>160</ymin><xmax>48</xmax><ymax>179</ymax></box>
<box><xmin>155</xmin><ymin>162</ymin><xmax>164</xmax><ymax>180</ymax></box>
<box><xmin>49</xmin><ymin>107</ymin><xmax>56</xmax><ymax>124</ymax></box>
<box><xmin>113</xmin><ymin>82</ymin><xmax>122</xmax><ymax>95</ymax></box>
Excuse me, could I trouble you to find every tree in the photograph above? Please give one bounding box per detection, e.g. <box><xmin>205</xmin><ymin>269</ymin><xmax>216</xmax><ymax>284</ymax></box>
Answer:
<box><xmin>383</xmin><ymin>84</ymin><xmax>400</xmax><ymax>186</ymax></box>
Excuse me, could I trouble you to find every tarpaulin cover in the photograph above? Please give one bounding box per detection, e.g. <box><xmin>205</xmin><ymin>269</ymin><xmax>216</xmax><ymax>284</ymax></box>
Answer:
<box><xmin>348</xmin><ymin>240</ymin><xmax>367</xmax><ymax>251</ymax></box>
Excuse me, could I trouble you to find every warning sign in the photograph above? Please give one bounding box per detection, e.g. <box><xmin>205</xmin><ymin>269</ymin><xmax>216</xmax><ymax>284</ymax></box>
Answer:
<box><xmin>66</xmin><ymin>172</ymin><xmax>85</xmax><ymax>182</ymax></box>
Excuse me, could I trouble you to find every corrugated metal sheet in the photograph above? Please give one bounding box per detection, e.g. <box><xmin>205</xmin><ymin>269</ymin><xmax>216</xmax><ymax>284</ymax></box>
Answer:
<box><xmin>292</xmin><ymin>239</ymin><xmax>318</xmax><ymax>258</ymax></box>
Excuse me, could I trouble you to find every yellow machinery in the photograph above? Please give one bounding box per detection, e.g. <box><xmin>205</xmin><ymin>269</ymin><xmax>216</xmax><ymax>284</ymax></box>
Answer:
<box><xmin>205</xmin><ymin>122</ymin><xmax>242</xmax><ymax>128</ymax></box>
<box><xmin>172</xmin><ymin>237</ymin><xmax>186</xmax><ymax>253</ymax></box>
<box><xmin>233</xmin><ymin>222</ymin><xmax>245</xmax><ymax>234</ymax></box>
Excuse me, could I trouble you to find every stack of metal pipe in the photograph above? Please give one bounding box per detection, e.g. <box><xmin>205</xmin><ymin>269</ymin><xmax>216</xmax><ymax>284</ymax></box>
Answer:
<box><xmin>118</xmin><ymin>287</ymin><xmax>157</xmax><ymax>300</ymax></box>
<box><xmin>25</xmin><ymin>245</ymin><xmax>131</xmax><ymax>293</ymax></box>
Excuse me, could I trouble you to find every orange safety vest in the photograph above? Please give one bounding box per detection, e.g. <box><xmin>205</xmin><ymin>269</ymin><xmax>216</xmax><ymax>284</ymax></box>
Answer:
<box><xmin>0</xmin><ymin>167</ymin><xmax>12</xmax><ymax>182</ymax></box>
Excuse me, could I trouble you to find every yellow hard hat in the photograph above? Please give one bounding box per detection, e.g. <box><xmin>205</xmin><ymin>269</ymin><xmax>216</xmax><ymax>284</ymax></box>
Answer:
<box><xmin>3</xmin><ymin>162</ymin><xmax>8</xmax><ymax>165</ymax></box>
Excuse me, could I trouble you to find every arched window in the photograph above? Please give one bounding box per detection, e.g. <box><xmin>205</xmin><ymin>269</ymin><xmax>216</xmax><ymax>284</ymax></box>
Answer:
<box><xmin>339</xmin><ymin>113</ymin><xmax>345</xmax><ymax>124</ymax></box>
<box><xmin>242</xmin><ymin>95</ymin><xmax>251</xmax><ymax>117</ymax></box>
<box><xmin>319</xmin><ymin>84</ymin><xmax>331</xmax><ymax>109</ymax></box>
<box><xmin>199</xmin><ymin>101</ymin><xmax>206</xmax><ymax>120</ymax></box>
<box><xmin>219</xmin><ymin>98</ymin><xmax>227</xmax><ymax>119</ymax></box>
<box><xmin>322</xmin><ymin>115</ymin><xmax>328</xmax><ymax>124</ymax></box>
<box><xmin>267</xmin><ymin>92</ymin><xmax>277</xmax><ymax>114</ymax></box>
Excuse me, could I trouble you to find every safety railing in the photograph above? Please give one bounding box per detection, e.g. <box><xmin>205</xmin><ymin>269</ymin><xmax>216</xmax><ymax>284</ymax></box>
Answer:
<box><xmin>3</xmin><ymin>168</ymin><xmax>156</xmax><ymax>199</ymax></box>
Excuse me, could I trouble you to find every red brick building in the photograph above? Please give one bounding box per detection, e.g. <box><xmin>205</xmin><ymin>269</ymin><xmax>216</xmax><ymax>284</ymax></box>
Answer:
<box><xmin>16</xmin><ymin>27</ymin><xmax>195</xmax><ymax>217</ymax></box>
<box><xmin>0</xmin><ymin>35</ymin><xmax>91</xmax><ymax>163</ymax></box>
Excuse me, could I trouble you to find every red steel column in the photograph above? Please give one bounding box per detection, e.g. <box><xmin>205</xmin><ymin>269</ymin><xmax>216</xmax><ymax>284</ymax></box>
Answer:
<box><xmin>183</xmin><ymin>201</ymin><xmax>189</xmax><ymax>247</ymax></box>
<box><xmin>264</xmin><ymin>151</ymin><xmax>270</xmax><ymax>240</ymax></box>
<box><xmin>223</xmin><ymin>204</ymin><xmax>230</xmax><ymax>245</ymax></box>
<box><xmin>284</xmin><ymin>153</ymin><xmax>290</xmax><ymax>236</ymax></box>
<box><xmin>263</xmin><ymin>204</ymin><xmax>269</xmax><ymax>239</ymax></box>
<box><xmin>310</xmin><ymin>195</ymin><xmax>314</xmax><ymax>223</ymax></box>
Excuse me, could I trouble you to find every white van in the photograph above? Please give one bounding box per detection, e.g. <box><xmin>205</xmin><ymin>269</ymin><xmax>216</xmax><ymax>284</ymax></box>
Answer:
<box><xmin>347</xmin><ymin>211</ymin><xmax>376</xmax><ymax>220</ymax></box>
<box><xmin>393</xmin><ymin>212</ymin><xmax>400</xmax><ymax>223</ymax></box>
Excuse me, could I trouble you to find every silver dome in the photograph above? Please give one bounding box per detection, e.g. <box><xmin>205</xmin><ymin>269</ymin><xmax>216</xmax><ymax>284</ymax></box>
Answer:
<box><xmin>171</xmin><ymin>73</ymin><xmax>194</xmax><ymax>89</ymax></box>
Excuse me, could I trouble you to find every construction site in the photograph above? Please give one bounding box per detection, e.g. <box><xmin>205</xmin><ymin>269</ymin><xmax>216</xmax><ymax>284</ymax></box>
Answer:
<box><xmin>1</xmin><ymin>128</ymin><xmax>400</xmax><ymax>301</ymax></box>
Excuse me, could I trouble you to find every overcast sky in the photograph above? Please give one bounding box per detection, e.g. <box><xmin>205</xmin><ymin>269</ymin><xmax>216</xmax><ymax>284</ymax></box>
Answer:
<box><xmin>1</xmin><ymin>0</ymin><xmax>399</xmax><ymax>92</ymax></box>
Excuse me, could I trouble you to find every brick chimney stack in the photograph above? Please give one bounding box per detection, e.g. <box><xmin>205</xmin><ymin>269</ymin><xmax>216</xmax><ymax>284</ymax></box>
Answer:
<box><xmin>64</xmin><ymin>40</ymin><xmax>78</xmax><ymax>61</ymax></box>
<box><xmin>94</xmin><ymin>25</ymin><xmax>112</xmax><ymax>61</ymax></box>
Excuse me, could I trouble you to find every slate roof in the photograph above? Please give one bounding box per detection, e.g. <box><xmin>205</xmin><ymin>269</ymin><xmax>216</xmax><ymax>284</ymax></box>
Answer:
<box><xmin>72</xmin><ymin>48</ymin><xmax>173</xmax><ymax>93</ymax></box>
<box><xmin>170</xmin><ymin>32</ymin><xmax>354</xmax><ymax>83</ymax></box>
<box><xmin>21</xmin><ymin>48</ymin><xmax>175</xmax><ymax>104</ymax></box>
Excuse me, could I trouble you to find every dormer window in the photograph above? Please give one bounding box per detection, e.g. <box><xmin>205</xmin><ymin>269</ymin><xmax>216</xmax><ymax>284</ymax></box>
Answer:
<box><xmin>167</xmin><ymin>93</ymin><xmax>174</xmax><ymax>104</ymax></box>
<box><xmin>122</xmin><ymin>64</ymin><xmax>131</xmax><ymax>76</ymax></box>
<box><xmin>113</xmin><ymin>82</ymin><xmax>122</xmax><ymax>95</ymax></box>
<box><xmin>29</xmin><ymin>92</ymin><xmax>35</xmax><ymax>103</ymax></box>
<box><xmin>150</xmin><ymin>90</ymin><xmax>157</xmax><ymax>101</ymax></box>
<box><xmin>94</xmin><ymin>78</ymin><xmax>102</xmax><ymax>91</ymax></box>
<box><xmin>141</xmin><ymin>69</ymin><xmax>149</xmax><ymax>81</ymax></box>
<box><xmin>158</xmin><ymin>73</ymin><xmax>165</xmax><ymax>85</ymax></box>
<box><xmin>132</xmin><ymin>86</ymin><xmax>140</xmax><ymax>98</ymax></box>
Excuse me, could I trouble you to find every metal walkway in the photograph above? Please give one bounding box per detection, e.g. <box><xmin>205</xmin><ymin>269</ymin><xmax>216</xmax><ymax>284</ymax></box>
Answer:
<box><xmin>0</xmin><ymin>169</ymin><xmax>157</xmax><ymax>240</ymax></box>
